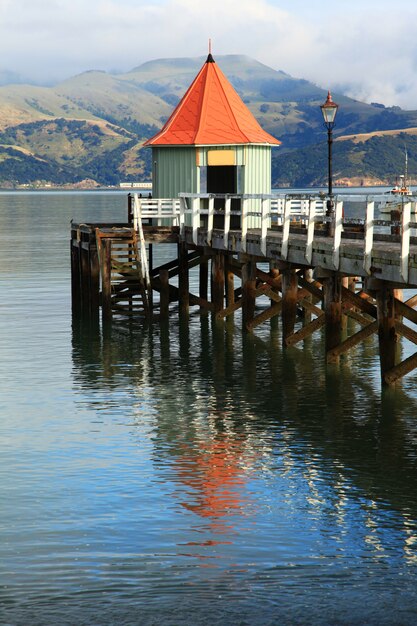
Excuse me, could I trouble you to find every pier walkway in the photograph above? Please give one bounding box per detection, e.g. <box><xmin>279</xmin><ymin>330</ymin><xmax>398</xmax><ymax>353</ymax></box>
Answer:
<box><xmin>71</xmin><ymin>192</ymin><xmax>417</xmax><ymax>385</ymax></box>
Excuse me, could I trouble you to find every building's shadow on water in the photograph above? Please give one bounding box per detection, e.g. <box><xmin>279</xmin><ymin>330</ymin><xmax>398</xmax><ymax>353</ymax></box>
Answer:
<box><xmin>71</xmin><ymin>311</ymin><xmax>417</xmax><ymax>521</ymax></box>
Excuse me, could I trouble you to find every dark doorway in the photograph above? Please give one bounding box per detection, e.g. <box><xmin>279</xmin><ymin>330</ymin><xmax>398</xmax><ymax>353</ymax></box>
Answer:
<box><xmin>207</xmin><ymin>166</ymin><xmax>241</xmax><ymax>228</ymax></box>
<box><xmin>207</xmin><ymin>165</ymin><xmax>236</xmax><ymax>194</ymax></box>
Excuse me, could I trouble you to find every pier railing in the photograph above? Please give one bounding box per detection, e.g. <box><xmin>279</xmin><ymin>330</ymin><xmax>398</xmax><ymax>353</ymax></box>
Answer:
<box><xmin>132</xmin><ymin>192</ymin><xmax>417</xmax><ymax>282</ymax></box>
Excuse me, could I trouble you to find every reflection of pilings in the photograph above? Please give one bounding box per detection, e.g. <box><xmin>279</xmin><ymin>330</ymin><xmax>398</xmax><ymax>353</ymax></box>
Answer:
<box><xmin>71</xmin><ymin>228</ymin><xmax>100</xmax><ymax>320</ymax></box>
<box><xmin>242</xmin><ymin>258</ymin><xmax>256</xmax><ymax>330</ymax></box>
<box><xmin>281</xmin><ymin>268</ymin><xmax>298</xmax><ymax>347</ymax></box>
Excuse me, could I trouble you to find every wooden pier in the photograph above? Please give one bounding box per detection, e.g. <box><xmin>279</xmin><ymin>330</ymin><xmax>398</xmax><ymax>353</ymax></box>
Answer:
<box><xmin>71</xmin><ymin>192</ymin><xmax>417</xmax><ymax>386</ymax></box>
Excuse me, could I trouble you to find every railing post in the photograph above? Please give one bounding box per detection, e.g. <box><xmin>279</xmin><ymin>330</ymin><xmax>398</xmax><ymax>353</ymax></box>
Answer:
<box><xmin>241</xmin><ymin>197</ymin><xmax>248</xmax><ymax>253</ymax></box>
<box><xmin>332</xmin><ymin>199</ymin><xmax>343</xmax><ymax>270</ymax></box>
<box><xmin>179</xmin><ymin>196</ymin><xmax>186</xmax><ymax>238</ymax></box>
<box><xmin>207</xmin><ymin>195</ymin><xmax>214</xmax><ymax>245</ymax></box>
<box><xmin>401</xmin><ymin>201</ymin><xmax>411</xmax><ymax>283</ymax></box>
<box><xmin>192</xmin><ymin>196</ymin><xmax>200</xmax><ymax>245</ymax></box>
<box><xmin>281</xmin><ymin>197</ymin><xmax>291</xmax><ymax>260</ymax></box>
<box><xmin>224</xmin><ymin>195</ymin><xmax>231</xmax><ymax>250</ymax></box>
<box><xmin>261</xmin><ymin>196</ymin><xmax>269</xmax><ymax>256</ymax></box>
<box><xmin>305</xmin><ymin>199</ymin><xmax>316</xmax><ymax>264</ymax></box>
<box><xmin>363</xmin><ymin>200</ymin><xmax>374</xmax><ymax>275</ymax></box>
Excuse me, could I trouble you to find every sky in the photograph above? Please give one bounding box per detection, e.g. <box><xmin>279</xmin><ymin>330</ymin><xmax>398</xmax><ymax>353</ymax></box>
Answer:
<box><xmin>1</xmin><ymin>0</ymin><xmax>417</xmax><ymax>108</ymax></box>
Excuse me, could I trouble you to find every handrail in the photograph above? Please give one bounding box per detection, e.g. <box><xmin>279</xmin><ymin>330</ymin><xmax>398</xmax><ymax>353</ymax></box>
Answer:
<box><xmin>132</xmin><ymin>192</ymin><xmax>417</xmax><ymax>281</ymax></box>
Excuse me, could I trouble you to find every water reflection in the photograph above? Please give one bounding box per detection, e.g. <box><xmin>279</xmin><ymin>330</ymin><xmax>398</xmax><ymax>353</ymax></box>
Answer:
<box><xmin>72</xmin><ymin>311</ymin><xmax>417</xmax><ymax>557</ymax></box>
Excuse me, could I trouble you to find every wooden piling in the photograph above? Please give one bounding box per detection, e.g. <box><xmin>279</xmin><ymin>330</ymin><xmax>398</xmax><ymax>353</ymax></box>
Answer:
<box><xmin>178</xmin><ymin>242</ymin><xmax>189</xmax><ymax>315</ymax></box>
<box><xmin>159</xmin><ymin>268</ymin><xmax>170</xmax><ymax>319</ymax></box>
<box><xmin>376</xmin><ymin>285</ymin><xmax>398</xmax><ymax>383</ymax></box>
<box><xmin>242</xmin><ymin>258</ymin><xmax>256</xmax><ymax>330</ymax></box>
<box><xmin>71</xmin><ymin>236</ymin><xmax>81</xmax><ymax>315</ymax></box>
<box><xmin>225</xmin><ymin>254</ymin><xmax>235</xmax><ymax>308</ymax></box>
<box><xmin>102</xmin><ymin>238</ymin><xmax>112</xmax><ymax>322</ymax></box>
<box><xmin>199</xmin><ymin>253</ymin><xmax>209</xmax><ymax>305</ymax></box>
<box><xmin>89</xmin><ymin>240</ymin><xmax>100</xmax><ymax>316</ymax></box>
<box><xmin>211</xmin><ymin>252</ymin><xmax>225</xmax><ymax>313</ymax></box>
<box><xmin>281</xmin><ymin>268</ymin><xmax>298</xmax><ymax>347</ymax></box>
<box><xmin>322</xmin><ymin>273</ymin><xmax>343</xmax><ymax>363</ymax></box>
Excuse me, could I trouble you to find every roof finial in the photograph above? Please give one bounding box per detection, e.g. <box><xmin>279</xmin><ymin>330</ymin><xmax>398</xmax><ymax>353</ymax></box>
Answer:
<box><xmin>206</xmin><ymin>38</ymin><xmax>215</xmax><ymax>63</ymax></box>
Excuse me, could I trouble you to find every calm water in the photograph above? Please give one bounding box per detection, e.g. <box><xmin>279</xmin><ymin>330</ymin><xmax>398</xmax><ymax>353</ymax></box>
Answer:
<box><xmin>1</xmin><ymin>191</ymin><xmax>417</xmax><ymax>626</ymax></box>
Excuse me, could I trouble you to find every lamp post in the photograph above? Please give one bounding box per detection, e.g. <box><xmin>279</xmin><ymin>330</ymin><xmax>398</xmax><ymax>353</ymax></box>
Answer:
<box><xmin>320</xmin><ymin>91</ymin><xmax>339</xmax><ymax>236</ymax></box>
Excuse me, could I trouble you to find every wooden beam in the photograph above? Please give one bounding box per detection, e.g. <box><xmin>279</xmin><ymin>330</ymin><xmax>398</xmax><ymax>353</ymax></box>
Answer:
<box><xmin>246</xmin><ymin>301</ymin><xmax>283</xmax><ymax>331</ymax></box>
<box><xmin>342</xmin><ymin>286</ymin><xmax>377</xmax><ymax>318</ymax></box>
<box><xmin>285</xmin><ymin>315</ymin><xmax>326</xmax><ymax>346</ymax></box>
<box><xmin>327</xmin><ymin>320</ymin><xmax>378</xmax><ymax>359</ymax></box>
<box><xmin>384</xmin><ymin>351</ymin><xmax>417</xmax><ymax>385</ymax></box>
<box><xmin>395</xmin><ymin>320</ymin><xmax>417</xmax><ymax>345</ymax></box>
<box><xmin>215</xmin><ymin>297</ymin><xmax>243</xmax><ymax>320</ymax></box>
<box><xmin>394</xmin><ymin>298</ymin><xmax>417</xmax><ymax>326</ymax></box>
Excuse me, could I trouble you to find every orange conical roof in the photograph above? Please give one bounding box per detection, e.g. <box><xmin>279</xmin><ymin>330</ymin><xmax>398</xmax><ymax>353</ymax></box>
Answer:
<box><xmin>144</xmin><ymin>54</ymin><xmax>281</xmax><ymax>147</ymax></box>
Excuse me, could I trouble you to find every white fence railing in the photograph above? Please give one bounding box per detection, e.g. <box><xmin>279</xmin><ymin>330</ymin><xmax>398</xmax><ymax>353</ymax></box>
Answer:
<box><xmin>132</xmin><ymin>192</ymin><xmax>417</xmax><ymax>281</ymax></box>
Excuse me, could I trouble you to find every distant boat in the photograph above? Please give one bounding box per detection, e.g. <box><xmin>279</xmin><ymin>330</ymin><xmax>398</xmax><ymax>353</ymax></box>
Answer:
<box><xmin>381</xmin><ymin>149</ymin><xmax>413</xmax><ymax>213</ymax></box>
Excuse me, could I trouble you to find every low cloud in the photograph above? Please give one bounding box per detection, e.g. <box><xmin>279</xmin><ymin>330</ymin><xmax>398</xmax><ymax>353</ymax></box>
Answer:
<box><xmin>1</xmin><ymin>0</ymin><xmax>417</xmax><ymax>108</ymax></box>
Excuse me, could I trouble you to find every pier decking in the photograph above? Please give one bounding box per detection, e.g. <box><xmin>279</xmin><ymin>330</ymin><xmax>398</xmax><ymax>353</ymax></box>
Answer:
<box><xmin>71</xmin><ymin>192</ymin><xmax>417</xmax><ymax>385</ymax></box>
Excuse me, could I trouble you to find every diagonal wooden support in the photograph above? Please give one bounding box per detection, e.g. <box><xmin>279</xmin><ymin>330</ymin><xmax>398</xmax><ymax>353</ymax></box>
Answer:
<box><xmin>246</xmin><ymin>301</ymin><xmax>283</xmax><ymax>331</ymax></box>
<box><xmin>327</xmin><ymin>320</ymin><xmax>378</xmax><ymax>360</ymax></box>
<box><xmin>342</xmin><ymin>286</ymin><xmax>377</xmax><ymax>318</ymax></box>
<box><xmin>215</xmin><ymin>297</ymin><xmax>243</xmax><ymax>320</ymax></box>
<box><xmin>285</xmin><ymin>315</ymin><xmax>326</xmax><ymax>347</ymax></box>
<box><xmin>384</xmin><ymin>352</ymin><xmax>417</xmax><ymax>386</ymax></box>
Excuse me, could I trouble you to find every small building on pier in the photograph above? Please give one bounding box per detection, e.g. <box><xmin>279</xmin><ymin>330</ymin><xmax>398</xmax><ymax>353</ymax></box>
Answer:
<box><xmin>144</xmin><ymin>53</ymin><xmax>280</xmax><ymax>225</ymax></box>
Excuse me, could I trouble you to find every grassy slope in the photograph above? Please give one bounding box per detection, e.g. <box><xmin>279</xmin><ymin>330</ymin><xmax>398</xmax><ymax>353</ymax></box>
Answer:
<box><xmin>2</xmin><ymin>55</ymin><xmax>417</xmax><ymax>186</ymax></box>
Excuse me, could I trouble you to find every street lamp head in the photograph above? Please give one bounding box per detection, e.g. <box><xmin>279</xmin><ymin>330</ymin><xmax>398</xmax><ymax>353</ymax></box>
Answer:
<box><xmin>320</xmin><ymin>90</ymin><xmax>339</xmax><ymax>128</ymax></box>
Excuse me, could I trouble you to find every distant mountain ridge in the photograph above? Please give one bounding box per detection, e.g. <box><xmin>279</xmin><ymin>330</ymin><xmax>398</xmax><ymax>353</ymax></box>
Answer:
<box><xmin>1</xmin><ymin>54</ymin><xmax>417</xmax><ymax>188</ymax></box>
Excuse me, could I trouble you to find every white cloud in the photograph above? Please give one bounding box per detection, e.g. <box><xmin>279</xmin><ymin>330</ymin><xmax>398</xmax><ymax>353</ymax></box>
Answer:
<box><xmin>1</xmin><ymin>0</ymin><xmax>417</xmax><ymax>108</ymax></box>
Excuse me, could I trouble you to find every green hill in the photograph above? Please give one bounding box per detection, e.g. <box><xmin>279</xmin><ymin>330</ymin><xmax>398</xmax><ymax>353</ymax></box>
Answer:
<box><xmin>1</xmin><ymin>55</ymin><xmax>417</xmax><ymax>187</ymax></box>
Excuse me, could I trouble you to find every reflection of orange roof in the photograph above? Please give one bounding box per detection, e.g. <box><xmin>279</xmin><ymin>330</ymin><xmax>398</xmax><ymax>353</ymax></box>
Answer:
<box><xmin>144</xmin><ymin>54</ymin><xmax>281</xmax><ymax>147</ymax></box>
